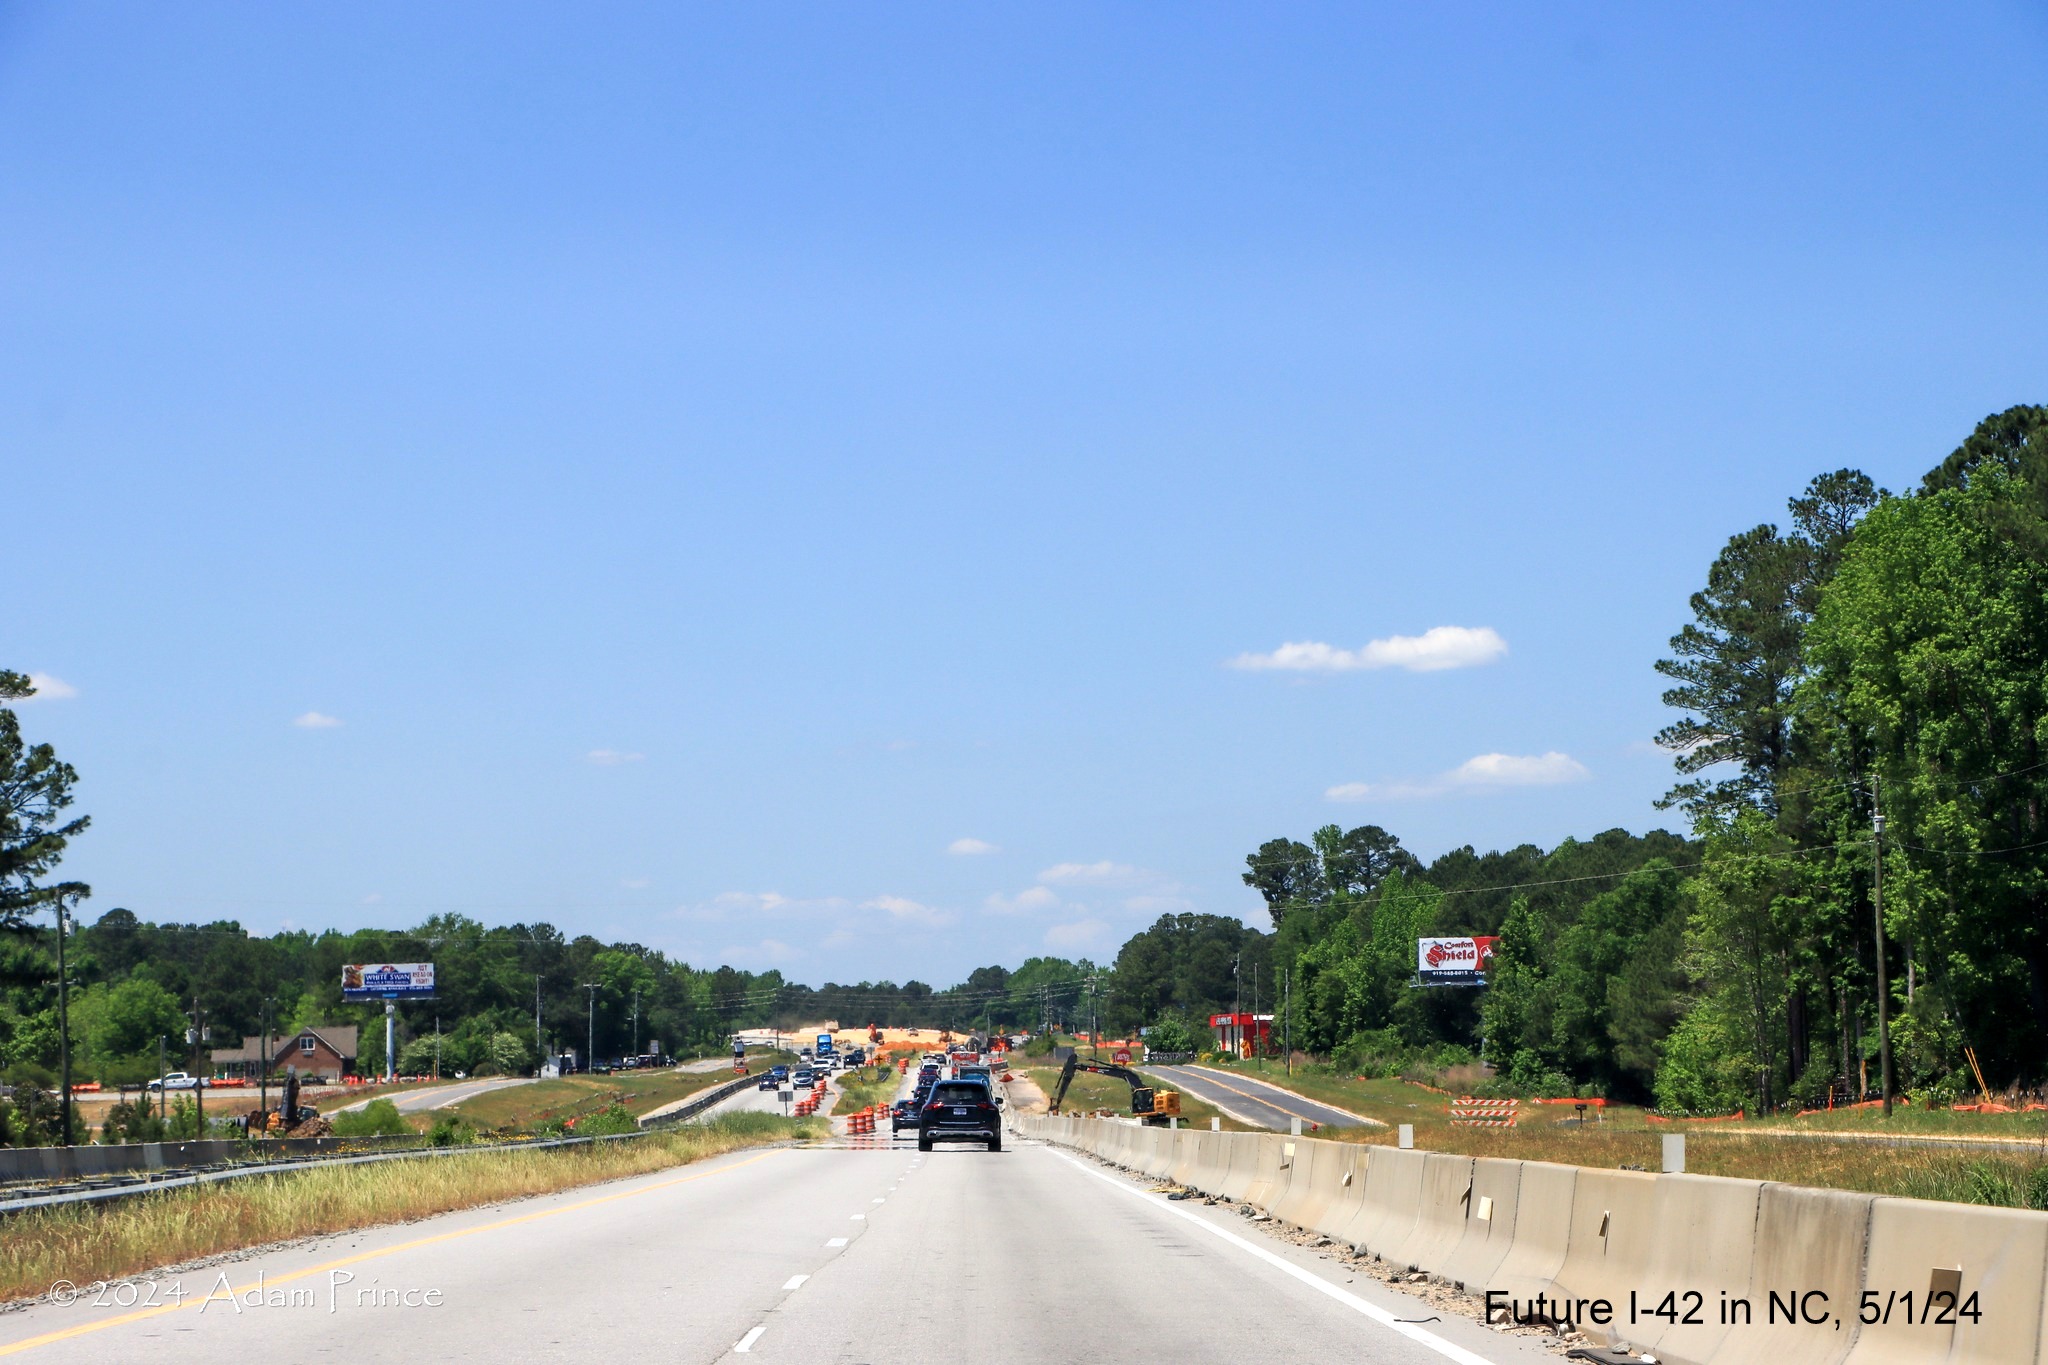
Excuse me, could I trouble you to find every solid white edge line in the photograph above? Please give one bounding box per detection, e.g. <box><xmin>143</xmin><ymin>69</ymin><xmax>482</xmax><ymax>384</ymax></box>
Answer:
<box><xmin>734</xmin><ymin>1324</ymin><xmax>767</xmax><ymax>1353</ymax></box>
<box><xmin>1042</xmin><ymin>1148</ymin><xmax>1496</xmax><ymax>1365</ymax></box>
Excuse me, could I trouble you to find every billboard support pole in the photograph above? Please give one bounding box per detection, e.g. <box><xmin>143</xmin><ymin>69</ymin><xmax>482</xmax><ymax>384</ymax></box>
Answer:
<box><xmin>385</xmin><ymin>1000</ymin><xmax>395</xmax><ymax>1081</ymax></box>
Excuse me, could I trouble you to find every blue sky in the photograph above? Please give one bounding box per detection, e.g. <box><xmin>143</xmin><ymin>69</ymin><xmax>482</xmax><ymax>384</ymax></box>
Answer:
<box><xmin>5</xmin><ymin>3</ymin><xmax>2046</xmax><ymax>987</ymax></box>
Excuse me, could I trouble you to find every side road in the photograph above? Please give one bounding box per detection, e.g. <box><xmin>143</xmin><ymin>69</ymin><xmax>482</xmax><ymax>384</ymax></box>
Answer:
<box><xmin>1157</xmin><ymin>1066</ymin><xmax>1382</xmax><ymax>1131</ymax></box>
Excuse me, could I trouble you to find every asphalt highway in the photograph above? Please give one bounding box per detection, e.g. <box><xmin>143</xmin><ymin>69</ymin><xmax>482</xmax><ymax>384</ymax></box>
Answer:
<box><xmin>332</xmin><ymin>1077</ymin><xmax>535</xmax><ymax>1115</ymax></box>
<box><xmin>0</xmin><ymin>1103</ymin><xmax>1555</xmax><ymax>1365</ymax></box>
<box><xmin>1155</xmin><ymin>1065</ymin><xmax>1379</xmax><ymax>1131</ymax></box>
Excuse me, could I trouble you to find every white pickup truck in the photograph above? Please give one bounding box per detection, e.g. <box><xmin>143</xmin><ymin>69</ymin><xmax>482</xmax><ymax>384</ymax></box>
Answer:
<box><xmin>145</xmin><ymin>1072</ymin><xmax>207</xmax><ymax>1092</ymax></box>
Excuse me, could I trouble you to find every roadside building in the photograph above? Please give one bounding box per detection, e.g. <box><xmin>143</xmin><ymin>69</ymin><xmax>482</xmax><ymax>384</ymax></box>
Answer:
<box><xmin>1208</xmin><ymin>1013</ymin><xmax>1272</xmax><ymax>1059</ymax></box>
<box><xmin>210</xmin><ymin>1025</ymin><xmax>360</xmax><ymax>1082</ymax></box>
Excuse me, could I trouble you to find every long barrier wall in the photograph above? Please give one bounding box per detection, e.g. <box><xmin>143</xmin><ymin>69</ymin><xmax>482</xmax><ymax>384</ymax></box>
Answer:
<box><xmin>1015</xmin><ymin>1114</ymin><xmax>2048</xmax><ymax>1365</ymax></box>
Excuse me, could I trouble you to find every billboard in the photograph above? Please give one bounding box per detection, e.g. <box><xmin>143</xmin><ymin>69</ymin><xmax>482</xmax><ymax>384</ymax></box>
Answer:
<box><xmin>342</xmin><ymin>962</ymin><xmax>436</xmax><ymax>1001</ymax></box>
<box><xmin>1416</xmin><ymin>937</ymin><xmax>1498</xmax><ymax>986</ymax></box>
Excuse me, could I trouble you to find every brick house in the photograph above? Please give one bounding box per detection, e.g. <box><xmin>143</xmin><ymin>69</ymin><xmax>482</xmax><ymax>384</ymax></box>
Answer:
<box><xmin>210</xmin><ymin>1025</ymin><xmax>360</xmax><ymax>1082</ymax></box>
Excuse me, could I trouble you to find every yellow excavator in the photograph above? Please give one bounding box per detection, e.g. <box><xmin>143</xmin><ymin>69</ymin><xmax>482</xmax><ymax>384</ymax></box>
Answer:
<box><xmin>1048</xmin><ymin>1053</ymin><xmax>1182</xmax><ymax>1126</ymax></box>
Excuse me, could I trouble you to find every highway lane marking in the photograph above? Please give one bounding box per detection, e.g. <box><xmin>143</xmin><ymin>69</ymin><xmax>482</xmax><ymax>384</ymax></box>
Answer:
<box><xmin>825</xmin><ymin>1238</ymin><xmax>848</xmax><ymax>1247</ymax></box>
<box><xmin>1044</xmin><ymin>1149</ymin><xmax>1492</xmax><ymax>1365</ymax></box>
<box><xmin>0</xmin><ymin>1149</ymin><xmax>782</xmax><ymax>1359</ymax></box>
<box><xmin>734</xmin><ymin>1325</ymin><xmax>767</xmax><ymax>1353</ymax></box>
<box><xmin>781</xmin><ymin>1276</ymin><xmax>809</xmax><ymax>1290</ymax></box>
<box><xmin>850</xmin><ymin>1213</ymin><xmax>866</xmax><ymax>1219</ymax></box>
<box><xmin>871</xmin><ymin>1197</ymin><xmax>885</xmax><ymax>1203</ymax></box>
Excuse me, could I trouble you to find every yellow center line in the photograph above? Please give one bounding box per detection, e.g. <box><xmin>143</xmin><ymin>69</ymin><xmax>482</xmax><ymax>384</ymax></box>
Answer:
<box><xmin>0</xmin><ymin>1148</ymin><xmax>780</xmax><ymax>1357</ymax></box>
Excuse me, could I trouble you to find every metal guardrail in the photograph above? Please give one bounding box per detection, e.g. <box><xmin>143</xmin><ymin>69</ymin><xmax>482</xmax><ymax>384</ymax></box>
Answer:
<box><xmin>637</xmin><ymin>1072</ymin><xmax>760</xmax><ymax>1129</ymax></box>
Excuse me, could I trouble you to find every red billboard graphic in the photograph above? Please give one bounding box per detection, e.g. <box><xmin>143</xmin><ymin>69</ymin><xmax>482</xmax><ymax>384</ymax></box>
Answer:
<box><xmin>1416</xmin><ymin>936</ymin><xmax>1498</xmax><ymax>985</ymax></box>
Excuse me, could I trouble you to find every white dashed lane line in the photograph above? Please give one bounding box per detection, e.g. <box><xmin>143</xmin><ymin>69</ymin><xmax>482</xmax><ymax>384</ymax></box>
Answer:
<box><xmin>782</xmin><ymin>1275</ymin><xmax>808</xmax><ymax>1290</ymax></box>
<box><xmin>734</xmin><ymin>1325</ymin><xmax>766</xmax><ymax>1353</ymax></box>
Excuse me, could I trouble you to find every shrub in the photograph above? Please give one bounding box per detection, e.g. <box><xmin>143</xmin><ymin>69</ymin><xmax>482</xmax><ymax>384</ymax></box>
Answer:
<box><xmin>571</xmin><ymin>1104</ymin><xmax>637</xmax><ymax>1138</ymax></box>
<box><xmin>427</xmin><ymin>1114</ymin><xmax>475</xmax><ymax>1147</ymax></box>
<box><xmin>331</xmin><ymin>1098</ymin><xmax>410</xmax><ymax>1138</ymax></box>
<box><xmin>1141</xmin><ymin>1013</ymin><xmax>1209</xmax><ymax>1056</ymax></box>
<box><xmin>101</xmin><ymin>1099</ymin><xmax>166</xmax><ymax>1145</ymax></box>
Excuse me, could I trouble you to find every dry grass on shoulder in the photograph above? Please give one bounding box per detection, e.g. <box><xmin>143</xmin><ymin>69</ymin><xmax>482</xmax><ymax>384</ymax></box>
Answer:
<box><xmin>0</xmin><ymin>1113</ymin><xmax>820</xmax><ymax>1304</ymax></box>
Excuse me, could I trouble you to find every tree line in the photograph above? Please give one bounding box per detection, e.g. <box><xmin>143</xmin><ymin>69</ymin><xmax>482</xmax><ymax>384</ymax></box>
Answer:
<box><xmin>1222</xmin><ymin>405</ymin><xmax>2048</xmax><ymax>1112</ymax></box>
<box><xmin>8</xmin><ymin>407</ymin><xmax>2047</xmax><ymax>1123</ymax></box>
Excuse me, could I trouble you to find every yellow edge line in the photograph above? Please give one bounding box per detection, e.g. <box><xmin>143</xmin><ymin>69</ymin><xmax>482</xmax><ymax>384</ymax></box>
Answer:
<box><xmin>0</xmin><ymin>1147</ymin><xmax>779</xmax><ymax>1357</ymax></box>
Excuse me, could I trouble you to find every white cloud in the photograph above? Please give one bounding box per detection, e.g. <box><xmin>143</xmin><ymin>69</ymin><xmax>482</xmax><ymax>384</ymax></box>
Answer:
<box><xmin>1229</xmin><ymin>626</ymin><xmax>1507</xmax><ymax>674</ymax></box>
<box><xmin>715</xmin><ymin>937</ymin><xmax>794</xmax><ymax>964</ymax></box>
<box><xmin>674</xmin><ymin>891</ymin><xmax>849</xmax><ymax>923</ymax></box>
<box><xmin>1327</xmin><ymin>750</ymin><xmax>1590</xmax><ymax>802</ymax></box>
<box><xmin>1044</xmin><ymin>919</ymin><xmax>1111</xmax><ymax>949</ymax></box>
<box><xmin>18</xmin><ymin>673</ymin><xmax>77</xmax><ymax>702</ymax></box>
<box><xmin>622</xmin><ymin>877</ymin><xmax>651</xmax><ymax>890</ymax></box>
<box><xmin>948</xmin><ymin>838</ymin><xmax>999</xmax><ymax>856</ymax></box>
<box><xmin>1038</xmin><ymin>860</ymin><xmax>1145</xmax><ymax>887</ymax></box>
<box><xmin>985</xmin><ymin>886</ymin><xmax>1061</xmax><ymax>915</ymax></box>
<box><xmin>586</xmin><ymin>749</ymin><xmax>645</xmax><ymax>765</ymax></box>
<box><xmin>1123</xmin><ymin>894</ymin><xmax>1196</xmax><ymax>917</ymax></box>
<box><xmin>860</xmin><ymin>894</ymin><xmax>953</xmax><ymax>927</ymax></box>
<box><xmin>293</xmin><ymin>711</ymin><xmax>342</xmax><ymax>729</ymax></box>
<box><xmin>1449</xmin><ymin>751</ymin><xmax>1590</xmax><ymax>787</ymax></box>
<box><xmin>361</xmin><ymin>892</ymin><xmax>383</xmax><ymax>905</ymax></box>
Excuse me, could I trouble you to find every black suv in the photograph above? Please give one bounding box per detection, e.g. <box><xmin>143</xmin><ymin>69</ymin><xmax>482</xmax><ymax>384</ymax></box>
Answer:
<box><xmin>916</xmin><ymin>1079</ymin><xmax>1003</xmax><ymax>1152</ymax></box>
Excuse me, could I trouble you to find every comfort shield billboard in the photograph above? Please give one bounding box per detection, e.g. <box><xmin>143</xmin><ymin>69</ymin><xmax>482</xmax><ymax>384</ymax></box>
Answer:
<box><xmin>1416</xmin><ymin>937</ymin><xmax>1498</xmax><ymax>986</ymax></box>
<box><xmin>342</xmin><ymin>962</ymin><xmax>436</xmax><ymax>1000</ymax></box>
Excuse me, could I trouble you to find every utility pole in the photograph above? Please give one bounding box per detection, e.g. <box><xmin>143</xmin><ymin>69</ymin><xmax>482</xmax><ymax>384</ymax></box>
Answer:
<box><xmin>54</xmin><ymin>900</ymin><xmax>74</xmax><ymax>1145</ymax></box>
<box><xmin>584</xmin><ymin>983</ymin><xmax>601</xmax><ymax>1074</ymax></box>
<box><xmin>187</xmin><ymin>997</ymin><xmax>208</xmax><ymax>1135</ymax></box>
<box><xmin>1873</xmin><ymin>774</ymin><xmax>1894</xmax><ymax>1118</ymax></box>
<box><xmin>535</xmin><ymin>975</ymin><xmax>544</xmax><ymax>1073</ymax></box>
<box><xmin>157</xmin><ymin>1034</ymin><xmax>169</xmax><ymax>1122</ymax></box>
<box><xmin>434</xmin><ymin>1015</ymin><xmax>441</xmax><ymax>1080</ymax></box>
<box><xmin>1252</xmin><ymin>963</ymin><xmax>1261</xmax><ymax>1064</ymax></box>
<box><xmin>260</xmin><ymin>996</ymin><xmax>275</xmax><ymax>1128</ymax></box>
<box><xmin>632</xmin><ymin>990</ymin><xmax>641</xmax><ymax>1058</ymax></box>
<box><xmin>1086</xmin><ymin>976</ymin><xmax>1098</xmax><ymax>1058</ymax></box>
<box><xmin>1283</xmin><ymin>968</ymin><xmax>1292</xmax><ymax>1076</ymax></box>
<box><xmin>1232</xmin><ymin>953</ymin><xmax>1242</xmax><ymax>1058</ymax></box>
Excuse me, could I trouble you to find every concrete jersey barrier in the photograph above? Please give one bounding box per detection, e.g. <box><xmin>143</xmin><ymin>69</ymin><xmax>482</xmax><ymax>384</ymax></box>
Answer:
<box><xmin>1844</xmin><ymin>1196</ymin><xmax>2048</xmax><ymax>1365</ymax></box>
<box><xmin>1552</xmin><ymin>1167</ymin><xmax>1659</xmax><ymax>1347</ymax></box>
<box><xmin>1631</xmin><ymin>1173</ymin><xmax>1763</xmax><ymax>1365</ymax></box>
<box><xmin>1483</xmin><ymin>1159</ymin><xmax>1577</xmax><ymax>1307</ymax></box>
<box><xmin>1715</xmin><ymin>1182</ymin><xmax>1872</xmax><ymax>1365</ymax></box>
<box><xmin>1438</xmin><ymin>1157</ymin><xmax>1523</xmax><ymax>1292</ymax></box>
<box><xmin>1379</xmin><ymin>1152</ymin><xmax>1475</xmax><ymax>1274</ymax></box>
<box><xmin>1308</xmin><ymin>1143</ymin><xmax>1372</xmax><ymax>1246</ymax></box>
<box><xmin>1027</xmin><ymin>1115</ymin><xmax>2048</xmax><ymax>1365</ymax></box>
<box><xmin>1354</xmin><ymin>1144</ymin><xmax>1428</xmax><ymax>1257</ymax></box>
<box><xmin>1269</xmin><ymin>1135</ymin><xmax>1325</xmax><ymax>1229</ymax></box>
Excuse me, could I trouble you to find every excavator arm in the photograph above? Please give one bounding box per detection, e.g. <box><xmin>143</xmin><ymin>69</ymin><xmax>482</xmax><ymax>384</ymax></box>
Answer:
<box><xmin>1048</xmin><ymin>1054</ymin><xmax>1163</xmax><ymax>1118</ymax></box>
